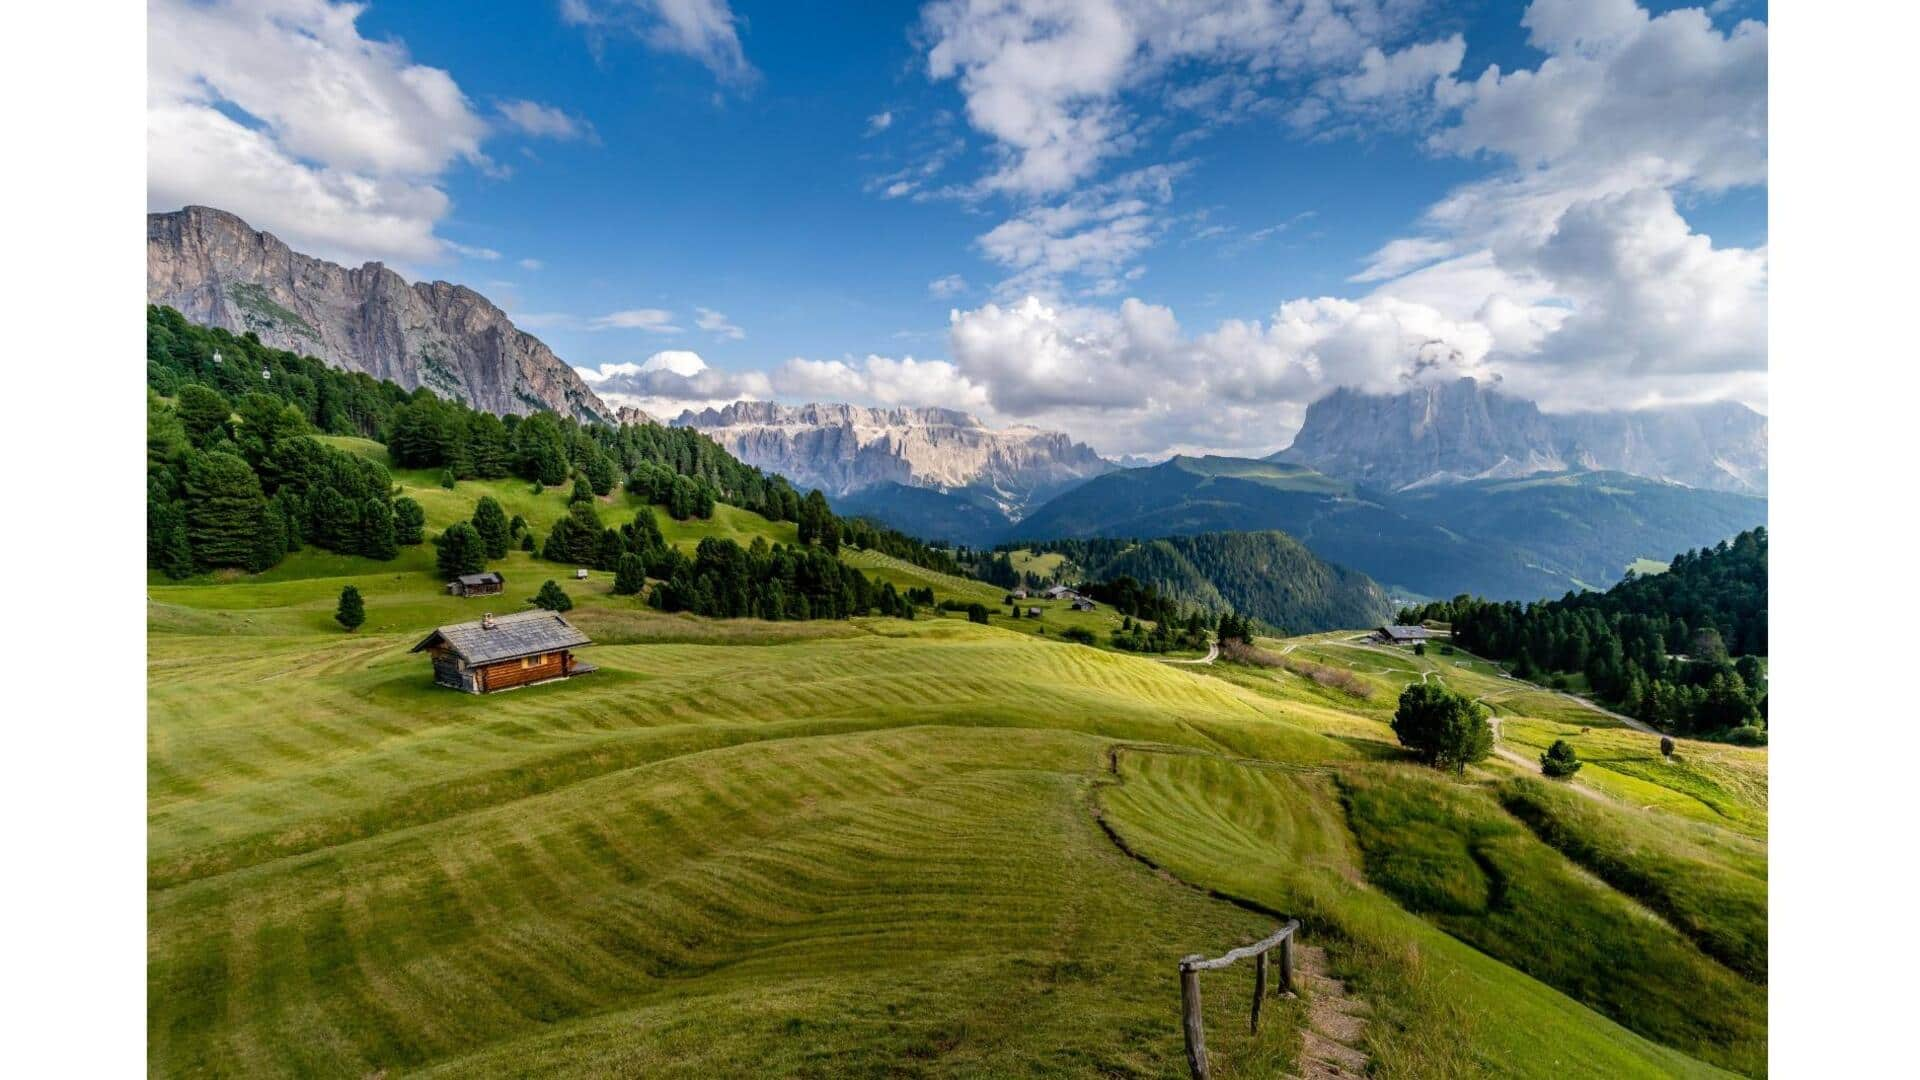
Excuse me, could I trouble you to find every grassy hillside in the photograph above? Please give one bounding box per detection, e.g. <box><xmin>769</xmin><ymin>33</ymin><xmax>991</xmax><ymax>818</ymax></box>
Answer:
<box><xmin>1012</xmin><ymin>456</ymin><xmax>1766</xmax><ymax>601</ymax></box>
<box><xmin>150</xmin><ymin>445</ymin><xmax>1767</xmax><ymax>1077</ymax></box>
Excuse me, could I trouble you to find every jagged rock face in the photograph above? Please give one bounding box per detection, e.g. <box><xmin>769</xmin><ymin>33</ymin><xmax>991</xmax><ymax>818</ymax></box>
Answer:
<box><xmin>1274</xmin><ymin>379</ymin><xmax>1767</xmax><ymax>494</ymax></box>
<box><xmin>674</xmin><ymin>400</ymin><xmax>1115</xmax><ymax>517</ymax></box>
<box><xmin>148</xmin><ymin>206</ymin><xmax>612</xmax><ymax>423</ymax></box>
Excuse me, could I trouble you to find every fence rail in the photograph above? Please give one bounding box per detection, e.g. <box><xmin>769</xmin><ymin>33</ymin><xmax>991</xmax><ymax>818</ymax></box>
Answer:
<box><xmin>1177</xmin><ymin>919</ymin><xmax>1300</xmax><ymax>1080</ymax></box>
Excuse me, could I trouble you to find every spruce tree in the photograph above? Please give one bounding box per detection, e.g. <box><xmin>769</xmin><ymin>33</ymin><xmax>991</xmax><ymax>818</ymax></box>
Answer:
<box><xmin>613</xmin><ymin>553</ymin><xmax>646</xmax><ymax>596</ymax></box>
<box><xmin>335</xmin><ymin>585</ymin><xmax>366</xmax><ymax>631</ymax></box>
<box><xmin>440</xmin><ymin>468</ymin><xmax>457</xmax><ymax>489</ymax></box>
<box><xmin>1540</xmin><ymin>739</ymin><xmax>1583</xmax><ymax>778</ymax></box>
<box><xmin>471</xmin><ymin>496</ymin><xmax>510</xmax><ymax>558</ymax></box>
<box><xmin>392</xmin><ymin>497</ymin><xmax>425</xmax><ymax>545</ymax></box>
<box><xmin>570</xmin><ymin>476</ymin><xmax>594</xmax><ymax>504</ymax></box>
<box><xmin>183</xmin><ymin>450</ymin><xmax>267</xmax><ymax>568</ymax></box>
<box><xmin>359</xmin><ymin>498</ymin><xmax>398</xmax><ymax>560</ymax></box>
<box><xmin>532</xmin><ymin>579</ymin><xmax>574</xmax><ymax>612</ymax></box>
<box><xmin>175</xmin><ymin>384</ymin><xmax>232</xmax><ymax>447</ymax></box>
<box><xmin>435</xmin><ymin>522</ymin><xmax>486</xmax><ymax>578</ymax></box>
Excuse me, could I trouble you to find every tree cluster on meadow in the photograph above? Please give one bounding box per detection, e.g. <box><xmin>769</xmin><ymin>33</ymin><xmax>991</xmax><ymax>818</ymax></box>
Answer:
<box><xmin>1401</xmin><ymin>528</ymin><xmax>1768</xmax><ymax>743</ymax></box>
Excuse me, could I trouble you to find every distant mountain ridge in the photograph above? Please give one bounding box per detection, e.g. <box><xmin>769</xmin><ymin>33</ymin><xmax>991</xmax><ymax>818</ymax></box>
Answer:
<box><xmin>1274</xmin><ymin>379</ymin><xmax>1767</xmax><ymax>495</ymax></box>
<box><xmin>674</xmin><ymin>400</ymin><xmax>1114</xmax><ymax>519</ymax></box>
<box><xmin>1013</xmin><ymin>454</ymin><xmax>1766</xmax><ymax>601</ymax></box>
<box><xmin>148</xmin><ymin>206</ymin><xmax>612</xmax><ymax>423</ymax></box>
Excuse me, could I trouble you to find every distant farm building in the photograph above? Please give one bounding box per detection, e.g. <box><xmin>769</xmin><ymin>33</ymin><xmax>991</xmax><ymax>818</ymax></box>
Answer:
<box><xmin>411</xmin><ymin>611</ymin><xmax>594</xmax><ymax>694</ymax></box>
<box><xmin>1010</xmin><ymin>586</ymin><xmax>1029</xmax><ymax>599</ymax></box>
<box><xmin>574</xmin><ymin>568</ymin><xmax>590</xmax><ymax>580</ymax></box>
<box><xmin>1044</xmin><ymin>584</ymin><xmax>1076</xmax><ymax>600</ymax></box>
<box><xmin>1026</xmin><ymin>607</ymin><xmax>1042</xmax><ymax>617</ymax></box>
<box><xmin>1071</xmin><ymin>598</ymin><xmax>1096</xmax><ymax>612</ymax></box>
<box><xmin>1374</xmin><ymin>624</ymin><xmax>1437</xmax><ymax>645</ymax></box>
<box><xmin>446</xmin><ymin>572</ymin><xmax>505</xmax><ymax>598</ymax></box>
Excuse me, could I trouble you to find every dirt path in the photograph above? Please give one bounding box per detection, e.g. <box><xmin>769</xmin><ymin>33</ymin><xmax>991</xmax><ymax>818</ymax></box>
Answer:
<box><xmin>1159</xmin><ymin>640</ymin><xmax>1219</xmax><ymax>665</ymax></box>
<box><xmin>1287</xmin><ymin>943</ymin><xmax>1372</xmax><ymax>1079</ymax></box>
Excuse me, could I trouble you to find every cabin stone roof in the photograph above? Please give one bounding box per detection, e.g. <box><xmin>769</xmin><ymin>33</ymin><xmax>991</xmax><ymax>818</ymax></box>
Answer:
<box><xmin>411</xmin><ymin>610</ymin><xmax>591</xmax><ymax>665</ymax></box>
<box><xmin>453</xmin><ymin>572</ymin><xmax>504</xmax><ymax>586</ymax></box>
<box><xmin>1378</xmin><ymin>624</ymin><xmax>1433</xmax><ymax>642</ymax></box>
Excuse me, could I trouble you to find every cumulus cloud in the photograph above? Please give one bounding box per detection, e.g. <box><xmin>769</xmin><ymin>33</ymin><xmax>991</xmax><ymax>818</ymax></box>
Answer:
<box><xmin>920</xmin><ymin>0</ymin><xmax>1416</xmax><ymax>197</ymax></box>
<box><xmin>590</xmin><ymin>308</ymin><xmax>682</xmax><ymax>332</ymax></box>
<box><xmin>774</xmin><ymin>355</ymin><xmax>990</xmax><ymax>412</ymax></box>
<box><xmin>865</xmin><ymin>110</ymin><xmax>894</xmax><ymax>135</ymax></box>
<box><xmin>695</xmin><ymin>307</ymin><xmax>747</xmax><ymax>340</ymax></box>
<box><xmin>575</xmin><ymin>350</ymin><xmax>772</xmax><ymax>416</ymax></box>
<box><xmin>974</xmin><ymin>163</ymin><xmax>1184</xmax><ymax>296</ymax></box>
<box><xmin>561</xmin><ymin>0</ymin><xmax>756</xmax><ymax>86</ymax></box>
<box><xmin>148</xmin><ymin>0</ymin><xmax>491</xmax><ymax>264</ymax></box>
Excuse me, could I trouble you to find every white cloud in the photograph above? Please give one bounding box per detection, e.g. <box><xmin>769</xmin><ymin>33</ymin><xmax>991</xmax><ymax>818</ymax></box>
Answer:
<box><xmin>574</xmin><ymin>350</ymin><xmax>772</xmax><ymax>416</ymax></box>
<box><xmin>928</xmin><ymin>274</ymin><xmax>969</xmax><ymax>298</ymax></box>
<box><xmin>865</xmin><ymin>110</ymin><xmax>894</xmax><ymax>135</ymax></box>
<box><xmin>589</xmin><ymin>308</ymin><xmax>683</xmax><ymax>332</ymax></box>
<box><xmin>519</xmin><ymin>257</ymin><xmax>545</xmax><ymax>271</ymax></box>
<box><xmin>561</xmin><ymin>0</ymin><xmax>756</xmax><ymax>86</ymax></box>
<box><xmin>974</xmin><ymin>163</ymin><xmax>1184</xmax><ymax>296</ymax></box>
<box><xmin>148</xmin><ymin>0</ymin><xmax>491</xmax><ymax>264</ymax></box>
<box><xmin>774</xmin><ymin>355</ymin><xmax>990</xmax><ymax>412</ymax></box>
<box><xmin>447</xmin><ymin>241</ymin><xmax>502</xmax><ymax>261</ymax></box>
<box><xmin>921</xmin><ymin>0</ymin><xmax>1418</xmax><ymax>197</ymax></box>
<box><xmin>695</xmin><ymin>307</ymin><xmax>747</xmax><ymax>340</ymax></box>
<box><xmin>1338</xmin><ymin>36</ymin><xmax>1465</xmax><ymax>102</ymax></box>
<box><xmin>496</xmin><ymin>99</ymin><xmax>591</xmax><ymax>140</ymax></box>
<box><xmin>1350</xmin><ymin>237</ymin><xmax>1452</xmax><ymax>282</ymax></box>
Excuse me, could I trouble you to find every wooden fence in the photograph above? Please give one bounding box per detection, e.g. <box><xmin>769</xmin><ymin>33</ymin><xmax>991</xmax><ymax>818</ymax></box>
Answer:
<box><xmin>1177</xmin><ymin>919</ymin><xmax>1300</xmax><ymax>1080</ymax></box>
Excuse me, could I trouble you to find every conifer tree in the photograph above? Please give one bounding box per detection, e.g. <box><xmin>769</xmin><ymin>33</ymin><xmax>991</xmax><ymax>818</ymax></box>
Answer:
<box><xmin>359</xmin><ymin>498</ymin><xmax>398</xmax><ymax>560</ymax></box>
<box><xmin>392</xmin><ymin>497</ymin><xmax>425</xmax><ymax>545</ymax></box>
<box><xmin>471</xmin><ymin>496</ymin><xmax>510</xmax><ymax>558</ymax></box>
<box><xmin>613</xmin><ymin>552</ymin><xmax>646</xmax><ymax>595</ymax></box>
<box><xmin>435</xmin><ymin>522</ymin><xmax>486</xmax><ymax>578</ymax></box>
<box><xmin>532</xmin><ymin>579</ymin><xmax>574</xmax><ymax>612</ymax></box>
<box><xmin>335</xmin><ymin>585</ymin><xmax>366</xmax><ymax>631</ymax></box>
<box><xmin>183</xmin><ymin>450</ymin><xmax>267</xmax><ymax>568</ymax></box>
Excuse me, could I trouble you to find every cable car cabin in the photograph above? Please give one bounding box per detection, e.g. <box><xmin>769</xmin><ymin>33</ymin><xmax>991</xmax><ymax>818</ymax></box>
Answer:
<box><xmin>410</xmin><ymin>610</ymin><xmax>595</xmax><ymax>694</ymax></box>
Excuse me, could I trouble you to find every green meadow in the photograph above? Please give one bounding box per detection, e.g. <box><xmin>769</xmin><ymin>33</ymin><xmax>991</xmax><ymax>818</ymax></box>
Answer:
<box><xmin>150</xmin><ymin>462</ymin><xmax>1766</xmax><ymax>1077</ymax></box>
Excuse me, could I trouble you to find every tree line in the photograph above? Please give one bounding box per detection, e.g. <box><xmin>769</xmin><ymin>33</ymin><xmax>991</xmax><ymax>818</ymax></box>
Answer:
<box><xmin>147</xmin><ymin>306</ymin><xmax>968</xmax><ymax>585</ymax></box>
<box><xmin>1400</xmin><ymin>528</ymin><xmax>1768</xmax><ymax>743</ymax></box>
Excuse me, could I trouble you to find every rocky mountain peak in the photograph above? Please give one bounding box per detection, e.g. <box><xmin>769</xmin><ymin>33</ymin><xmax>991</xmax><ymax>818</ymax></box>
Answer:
<box><xmin>147</xmin><ymin>206</ymin><xmax>612</xmax><ymax>423</ymax></box>
<box><xmin>1275</xmin><ymin>379</ymin><xmax>1766</xmax><ymax>494</ymax></box>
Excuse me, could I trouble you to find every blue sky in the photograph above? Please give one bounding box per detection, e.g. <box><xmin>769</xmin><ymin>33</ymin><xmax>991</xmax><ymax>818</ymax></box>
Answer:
<box><xmin>149</xmin><ymin>0</ymin><xmax>1768</xmax><ymax>456</ymax></box>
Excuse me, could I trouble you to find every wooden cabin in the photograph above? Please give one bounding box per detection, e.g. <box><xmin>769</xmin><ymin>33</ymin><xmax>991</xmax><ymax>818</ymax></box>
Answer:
<box><xmin>1374</xmin><ymin>624</ymin><xmax>1435</xmax><ymax>645</ymax></box>
<box><xmin>446</xmin><ymin>571</ymin><xmax>505</xmax><ymax>598</ymax></box>
<box><xmin>410</xmin><ymin>610</ymin><xmax>594</xmax><ymax>694</ymax></box>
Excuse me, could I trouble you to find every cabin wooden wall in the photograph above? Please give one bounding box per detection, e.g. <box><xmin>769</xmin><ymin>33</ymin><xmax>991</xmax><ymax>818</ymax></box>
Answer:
<box><xmin>476</xmin><ymin>651</ymin><xmax>569</xmax><ymax>692</ymax></box>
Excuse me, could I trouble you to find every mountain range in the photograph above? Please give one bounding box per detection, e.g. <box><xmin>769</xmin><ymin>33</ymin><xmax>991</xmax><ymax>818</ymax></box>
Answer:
<box><xmin>673</xmin><ymin>401</ymin><xmax>1114</xmax><ymax>521</ymax></box>
<box><xmin>1011</xmin><ymin>455</ymin><xmax>1767</xmax><ymax>602</ymax></box>
<box><xmin>147</xmin><ymin>206</ymin><xmax>613</xmax><ymax>423</ymax></box>
<box><xmin>1274</xmin><ymin>378</ymin><xmax>1767</xmax><ymax>495</ymax></box>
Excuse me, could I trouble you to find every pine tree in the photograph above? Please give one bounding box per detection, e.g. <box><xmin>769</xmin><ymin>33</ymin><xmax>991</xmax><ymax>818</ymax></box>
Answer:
<box><xmin>440</xmin><ymin>468</ymin><xmax>457</xmax><ymax>490</ymax></box>
<box><xmin>183</xmin><ymin>450</ymin><xmax>267</xmax><ymax>568</ymax></box>
<box><xmin>1540</xmin><ymin>739</ymin><xmax>1583</xmax><ymax>778</ymax></box>
<box><xmin>392</xmin><ymin>497</ymin><xmax>425</xmax><ymax>545</ymax></box>
<box><xmin>570</xmin><ymin>476</ymin><xmax>594</xmax><ymax>504</ymax></box>
<box><xmin>471</xmin><ymin>496</ymin><xmax>510</xmax><ymax>558</ymax></box>
<box><xmin>613</xmin><ymin>553</ymin><xmax>646</xmax><ymax>596</ymax></box>
<box><xmin>335</xmin><ymin>585</ymin><xmax>366</xmax><ymax>631</ymax></box>
<box><xmin>359</xmin><ymin>498</ymin><xmax>398</xmax><ymax>560</ymax></box>
<box><xmin>532</xmin><ymin>579</ymin><xmax>574</xmax><ymax>612</ymax></box>
<box><xmin>435</xmin><ymin>522</ymin><xmax>487</xmax><ymax>578</ymax></box>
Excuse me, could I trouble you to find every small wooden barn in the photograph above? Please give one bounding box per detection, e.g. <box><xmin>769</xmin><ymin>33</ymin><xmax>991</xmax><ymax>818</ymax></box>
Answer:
<box><xmin>446</xmin><ymin>572</ymin><xmax>505</xmax><ymax>598</ymax></box>
<box><xmin>410</xmin><ymin>610</ymin><xmax>594</xmax><ymax>694</ymax></box>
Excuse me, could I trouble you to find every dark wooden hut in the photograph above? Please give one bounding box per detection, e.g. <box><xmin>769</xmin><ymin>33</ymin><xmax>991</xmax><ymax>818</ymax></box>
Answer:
<box><xmin>446</xmin><ymin>571</ymin><xmax>505</xmax><ymax>598</ymax></box>
<box><xmin>410</xmin><ymin>610</ymin><xmax>593</xmax><ymax>694</ymax></box>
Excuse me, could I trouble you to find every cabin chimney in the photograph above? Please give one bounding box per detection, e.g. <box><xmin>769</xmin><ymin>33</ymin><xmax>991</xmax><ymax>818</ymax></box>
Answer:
<box><xmin>482</xmin><ymin>612</ymin><xmax>495</xmax><ymax>630</ymax></box>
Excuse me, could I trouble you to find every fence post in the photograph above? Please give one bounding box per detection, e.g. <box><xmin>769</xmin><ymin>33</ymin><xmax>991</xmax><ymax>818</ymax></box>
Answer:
<box><xmin>1278</xmin><ymin>930</ymin><xmax>1295</xmax><ymax>994</ymax></box>
<box><xmin>1251</xmin><ymin>949</ymin><xmax>1267</xmax><ymax>1033</ymax></box>
<box><xmin>1180</xmin><ymin>956</ymin><xmax>1210</xmax><ymax>1080</ymax></box>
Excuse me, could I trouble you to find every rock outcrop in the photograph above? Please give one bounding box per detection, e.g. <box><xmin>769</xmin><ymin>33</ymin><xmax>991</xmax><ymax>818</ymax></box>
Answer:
<box><xmin>1273</xmin><ymin>378</ymin><xmax>1767</xmax><ymax>494</ymax></box>
<box><xmin>148</xmin><ymin>206</ymin><xmax>612</xmax><ymax>422</ymax></box>
<box><xmin>673</xmin><ymin>400</ymin><xmax>1114</xmax><ymax>517</ymax></box>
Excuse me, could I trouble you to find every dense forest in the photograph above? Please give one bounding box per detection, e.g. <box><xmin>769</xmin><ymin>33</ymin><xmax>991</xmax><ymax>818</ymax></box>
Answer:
<box><xmin>1402</xmin><ymin>528</ymin><xmax>1768</xmax><ymax>742</ymax></box>
<box><xmin>999</xmin><ymin>531</ymin><xmax>1391</xmax><ymax>635</ymax></box>
<box><xmin>145</xmin><ymin>306</ymin><xmax>959</xmax><ymax>608</ymax></box>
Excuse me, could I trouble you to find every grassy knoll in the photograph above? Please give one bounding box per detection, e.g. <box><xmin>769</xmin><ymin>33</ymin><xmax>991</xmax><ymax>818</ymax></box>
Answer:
<box><xmin>1096</xmin><ymin>751</ymin><xmax>1737</xmax><ymax>1079</ymax></box>
<box><xmin>1499</xmin><ymin>777</ymin><xmax>1767</xmax><ymax>981</ymax></box>
<box><xmin>1339</xmin><ymin>769</ymin><xmax>1765</xmax><ymax>1075</ymax></box>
